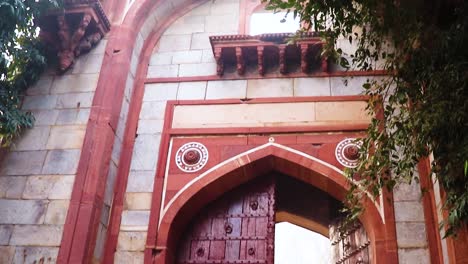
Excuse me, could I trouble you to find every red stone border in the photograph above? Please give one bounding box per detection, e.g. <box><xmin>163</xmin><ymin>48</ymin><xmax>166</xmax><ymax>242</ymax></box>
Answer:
<box><xmin>57</xmin><ymin>0</ymin><xmax>211</xmax><ymax>263</ymax></box>
<box><xmin>101</xmin><ymin>1</ymin><xmax>210</xmax><ymax>263</ymax></box>
<box><xmin>418</xmin><ymin>158</ymin><xmax>444</xmax><ymax>264</ymax></box>
<box><xmin>151</xmin><ymin>144</ymin><xmax>398</xmax><ymax>264</ymax></box>
<box><xmin>145</xmin><ymin>70</ymin><xmax>388</xmax><ymax>84</ymax></box>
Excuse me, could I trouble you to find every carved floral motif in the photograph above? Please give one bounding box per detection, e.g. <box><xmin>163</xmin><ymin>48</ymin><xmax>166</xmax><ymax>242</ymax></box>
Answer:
<box><xmin>175</xmin><ymin>142</ymin><xmax>209</xmax><ymax>173</ymax></box>
<box><xmin>335</xmin><ymin>138</ymin><xmax>362</xmax><ymax>168</ymax></box>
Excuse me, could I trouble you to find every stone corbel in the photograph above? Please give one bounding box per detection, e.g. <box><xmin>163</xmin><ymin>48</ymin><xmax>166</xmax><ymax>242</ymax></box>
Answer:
<box><xmin>38</xmin><ymin>0</ymin><xmax>110</xmax><ymax>72</ymax></box>
<box><xmin>214</xmin><ymin>47</ymin><xmax>224</xmax><ymax>76</ymax></box>
<box><xmin>235</xmin><ymin>47</ymin><xmax>245</xmax><ymax>75</ymax></box>
<box><xmin>300</xmin><ymin>44</ymin><xmax>309</xmax><ymax>73</ymax></box>
<box><xmin>257</xmin><ymin>46</ymin><xmax>265</xmax><ymax>75</ymax></box>
<box><xmin>279</xmin><ymin>45</ymin><xmax>286</xmax><ymax>74</ymax></box>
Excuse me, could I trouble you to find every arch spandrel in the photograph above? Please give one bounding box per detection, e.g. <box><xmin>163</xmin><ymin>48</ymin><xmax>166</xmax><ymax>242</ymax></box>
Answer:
<box><xmin>155</xmin><ymin>142</ymin><xmax>395</xmax><ymax>264</ymax></box>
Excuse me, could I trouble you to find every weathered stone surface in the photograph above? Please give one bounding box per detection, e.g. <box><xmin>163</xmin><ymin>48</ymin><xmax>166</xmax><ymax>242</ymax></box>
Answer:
<box><xmin>126</xmin><ymin>171</ymin><xmax>155</xmax><ymax>193</ymax></box>
<box><xmin>143</xmin><ymin>83</ymin><xmax>178</xmax><ymax>102</ymax></box>
<box><xmin>129</xmin><ymin>134</ymin><xmax>161</xmax><ymax>171</ymax></box>
<box><xmin>13</xmin><ymin>246</ymin><xmax>59</xmax><ymax>263</ymax></box>
<box><xmin>191</xmin><ymin>33</ymin><xmax>213</xmax><ymax>50</ymax></box>
<box><xmin>12</xmin><ymin>126</ymin><xmax>50</xmax><ymax>151</ymax></box>
<box><xmin>117</xmin><ymin>231</ymin><xmax>147</xmax><ymax>251</ymax></box>
<box><xmin>114</xmin><ymin>251</ymin><xmax>144</xmax><ymax>264</ymax></box>
<box><xmin>206</xmin><ymin>80</ymin><xmax>247</xmax><ymax>99</ymax></box>
<box><xmin>205</xmin><ymin>14</ymin><xmax>239</xmax><ymax>33</ymax></box>
<box><xmin>46</xmin><ymin>125</ymin><xmax>86</xmax><ymax>149</ymax></box>
<box><xmin>22</xmin><ymin>95</ymin><xmax>58</xmax><ymax>110</ymax></box>
<box><xmin>149</xmin><ymin>52</ymin><xmax>172</xmax><ymax>66</ymax></box>
<box><xmin>247</xmin><ymin>79</ymin><xmax>293</xmax><ymax>98</ymax></box>
<box><xmin>179</xmin><ymin>63</ymin><xmax>217</xmax><ymax>77</ymax></box>
<box><xmin>51</xmin><ymin>73</ymin><xmax>99</xmax><ymax>94</ymax></box>
<box><xmin>139</xmin><ymin>102</ymin><xmax>166</xmax><ymax>120</ymax></box>
<box><xmin>158</xmin><ymin>35</ymin><xmax>191</xmax><ymax>52</ymax></box>
<box><xmin>93</xmin><ymin>223</ymin><xmax>107</xmax><ymax>262</ymax></box>
<box><xmin>10</xmin><ymin>225</ymin><xmax>63</xmax><ymax>246</ymax></box>
<box><xmin>394</xmin><ymin>180</ymin><xmax>423</xmax><ymax>202</ymax></box>
<box><xmin>23</xmin><ymin>175</ymin><xmax>56</xmax><ymax>199</ymax></box>
<box><xmin>124</xmin><ymin>193</ymin><xmax>153</xmax><ymax>210</ymax></box>
<box><xmin>201</xmin><ymin>49</ymin><xmax>215</xmax><ymax>63</ymax></box>
<box><xmin>42</xmin><ymin>149</ymin><xmax>81</xmax><ymax>175</ymax></box>
<box><xmin>396</xmin><ymin>222</ymin><xmax>428</xmax><ymax>248</ymax></box>
<box><xmin>210</xmin><ymin>2</ymin><xmax>239</xmax><ymax>15</ymax></box>
<box><xmin>164</xmin><ymin>17</ymin><xmax>205</xmax><ymax>36</ymax></box>
<box><xmin>0</xmin><ymin>246</ymin><xmax>14</xmax><ymax>263</ymax></box>
<box><xmin>104</xmin><ymin>162</ymin><xmax>118</xmax><ymax>206</ymax></box>
<box><xmin>177</xmin><ymin>81</ymin><xmax>207</xmax><ymax>100</ymax></box>
<box><xmin>171</xmin><ymin>50</ymin><xmax>203</xmax><ymax>64</ymax></box>
<box><xmin>130</xmin><ymin>53</ymin><xmax>138</xmax><ymax>77</ymax></box>
<box><xmin>294</xmin><ymin>78</ymin><xmax>331</xmax><ymax>96</ymax></box>
<box><xmin>330</xmin><ymin>76</ymin><xmax>367</xmax><ymax>95</ymax></box>
<box><xmin>26</xmin><ymin>77</ymin><xmax>53</xmax><ymax>96</ymax></box>
<box><xmin>72</xmin><ymin>53</ymin><xmax>105</xmax><ymax>74</ymax></box>
<box><xmin>0</xmin><ymin>176</ymin><xmax>27</xmax><ymax>199</ymax></box>
<box><xmin>147</xmin><ymin>65</ymin><xmax>179</xmax><ymax>78</ymax></box>
<box><xmin>398</xmin><ymin>248</ymin><xmax>430</xmax><ymax>264</ymax></box>
<box><xmin>0</xmin><ymin>200</ymin><xmax>47</xmax><ymax>224</ymax></box>
<box><xmin>56</xmin><ymin>109</ymin><xmax>90</xmax><ymax>125</ymax></box>
<box><xmin>48</xmin><ymin>175</ymin><xmax>74</xmax><ymax>199</ymax></box>
<box><xmin>190</xmin><ymin>1</ymin><xmax>212</xmax><ymax>16</ymax></box>
<box><xmin>394</xmin><ymin>201</ymin><xmax>425</xmax><ymax>222</ymax></box>
<box><xmin>32</xmin><ymin>110</ymin><xmax>59</xmax><ymax>126</ymax></box>
<box><xmin>56</xmin><ymin>92</ymin><xmax>94</xmax><ymax>109</ymax></box>
<box><xmin>0</xmin><ymin>151</ymin><xmax>47</xmax><ymax>176</ymax></box>
<box><xmin>136</xmin><ymin>120</ymin><xmax>164</xmax><ymax>134</ymax></box>
<box><xmin>120</xmin><ymin>210</ymin><xmax>150</xmax><ymax>231</ymax></box>
<box><xmin>0</xmin><ymin>225</ymin><xmax>13</xmax><ymax>245</ymax></box>
<box><xmin>45</xmin><ymin>200</ymin><xmax>70</xmax><ymax>225</ymax></box>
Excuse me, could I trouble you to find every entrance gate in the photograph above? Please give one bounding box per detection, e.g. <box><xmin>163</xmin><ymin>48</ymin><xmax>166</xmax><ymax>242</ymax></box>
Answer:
<box><xmin>176</xmin><ymin>177</ymin><xmax>275</xmax><ymax>263</ymax></box>
<box><xmin>175</xmin><ymin>175</ymin><xmax>371</xmax><ymax>264</ymax></box>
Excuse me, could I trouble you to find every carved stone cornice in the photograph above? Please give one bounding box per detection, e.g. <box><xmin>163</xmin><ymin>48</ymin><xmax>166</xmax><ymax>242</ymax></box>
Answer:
<box><xmin>209</xmin><ymin>33</ymin><xmax>328</xmax><ymax>77</ymax></box>
<box><xmin>38</xmin><ymin>0</ymin><xmax>110</xmax><ymax>72</ymax></box>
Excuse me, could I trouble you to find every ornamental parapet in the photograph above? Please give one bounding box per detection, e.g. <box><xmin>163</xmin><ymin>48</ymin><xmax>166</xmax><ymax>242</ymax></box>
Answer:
<box><xmin>209</xmin><ymin>32</ymin><xmax>328</xmax><ymax>77</ymax></box>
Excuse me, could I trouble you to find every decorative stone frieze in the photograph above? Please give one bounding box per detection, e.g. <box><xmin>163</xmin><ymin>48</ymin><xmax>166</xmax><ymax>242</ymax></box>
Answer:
<box><xmin>38</xmin><ymin>0</ymin><xmax>110</xmax><ymax>72</ymax></box>
<box><xmin>209</xmin><ymin>32</ymin><xmax>328</xmax><ymax>76</ymax></box>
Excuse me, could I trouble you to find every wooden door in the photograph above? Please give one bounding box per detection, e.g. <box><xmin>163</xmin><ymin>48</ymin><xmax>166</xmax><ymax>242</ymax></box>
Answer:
<box><xmin>330</xmin><ymin>220</ymin><xmax>371</xmax><ymax>264</ymax></box>
<box><xmin>176</xmin><ymin>177</ymin><xmax>275</xmax><ymax>264</ymax></box>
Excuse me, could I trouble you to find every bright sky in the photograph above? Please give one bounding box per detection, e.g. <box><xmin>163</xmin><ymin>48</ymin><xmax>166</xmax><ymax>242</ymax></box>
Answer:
<box><xmin>275</xmin><ymin>222</ymin><xmax>331</xmax><ymax>264</ymax></box>
<box><xmin>250</xmin><ymin>11</ymin><xmax>300</xmax><ymax>35</ymax></box>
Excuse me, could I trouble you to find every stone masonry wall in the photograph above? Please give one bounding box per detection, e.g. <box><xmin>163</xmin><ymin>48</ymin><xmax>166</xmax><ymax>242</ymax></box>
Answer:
<box><xmin>112</xmin><ymin>0</ymin><xmax>411</xmax><ymax>262</ymax></box>
<box><xmin>0</xmin><ymin>40</ymin><xmax>106</xmax><ymax>263</ymax></box>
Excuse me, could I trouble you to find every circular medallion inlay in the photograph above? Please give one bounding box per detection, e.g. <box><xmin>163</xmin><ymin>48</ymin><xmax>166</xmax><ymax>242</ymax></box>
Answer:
<box><xmin>175</xmin><ymin>142</ymin><xmax>209</xmax><ymax>173</ymax></box>
<box><xmin>335</xmin><ymin>138</ymin><xmax>361</xmax><ymax>168</ymax></box>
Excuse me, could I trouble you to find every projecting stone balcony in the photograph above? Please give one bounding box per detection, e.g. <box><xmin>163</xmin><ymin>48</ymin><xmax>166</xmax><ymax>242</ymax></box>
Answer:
<box><xmin>209</xmin><ymin>32</ymin><xmax>328</xmax><ymax>77</ymax></box>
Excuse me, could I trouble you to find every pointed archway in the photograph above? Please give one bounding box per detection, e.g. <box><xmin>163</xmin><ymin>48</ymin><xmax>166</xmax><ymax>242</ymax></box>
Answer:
<box><xmin>151</xmin><ymin>143</ymin><xmax>398</xmax><ymax>264</ymax></box>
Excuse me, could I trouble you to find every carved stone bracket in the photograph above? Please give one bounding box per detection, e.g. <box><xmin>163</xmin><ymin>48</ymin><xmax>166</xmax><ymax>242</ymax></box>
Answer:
<box><xmin>235</xmin><ymin>47</ymin><xmax>245</xmax><ymax>75</ymax></box>
<box><xmin>38</xmin><ymin>0</ymin><xmax>110</xmax><ymax>72</ymax></box>
<box><xmin>209</xmin><ymin>32</ymin><xmax>328</xmax><ymax>77</ymax></box>
<box><xmin>257</xmin><ymin>46</ymin><xmax>265</xmax><ymax>76</ymax></box>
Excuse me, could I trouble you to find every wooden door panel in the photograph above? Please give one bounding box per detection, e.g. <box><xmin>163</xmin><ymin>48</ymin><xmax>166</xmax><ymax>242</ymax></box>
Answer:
<box><xmin>208</xmin><ymin>240</ymin><xmax>226</xmax><ymax>260</ymax></box>
<box><xmin>176</xmin><ymin>177</ymin><xmax>275</xmax><ymax>264</ymax></box>
<box><xmin>330</xmin><ymin>221</ymin><xmax>371</xmax><ymax>264</ymax></box>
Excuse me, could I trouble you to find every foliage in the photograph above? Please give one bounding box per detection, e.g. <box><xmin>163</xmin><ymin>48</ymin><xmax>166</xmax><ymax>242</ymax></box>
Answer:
<box><xmin>0</xmin><ymin>0</ymin><xmax>60</xmax><ymax>146</ymax></box>
<box><xmin>264</xmin><ymin>0</ymin><xmax>468</xmax><ymax>236</ymax></box>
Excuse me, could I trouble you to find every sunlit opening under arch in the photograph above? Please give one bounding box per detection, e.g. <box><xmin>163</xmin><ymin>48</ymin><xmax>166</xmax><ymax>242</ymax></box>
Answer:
<box><xmin>275</xmin><ymin>222</ymin><xmax>331</xmax><ymax>264</ymax></box>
